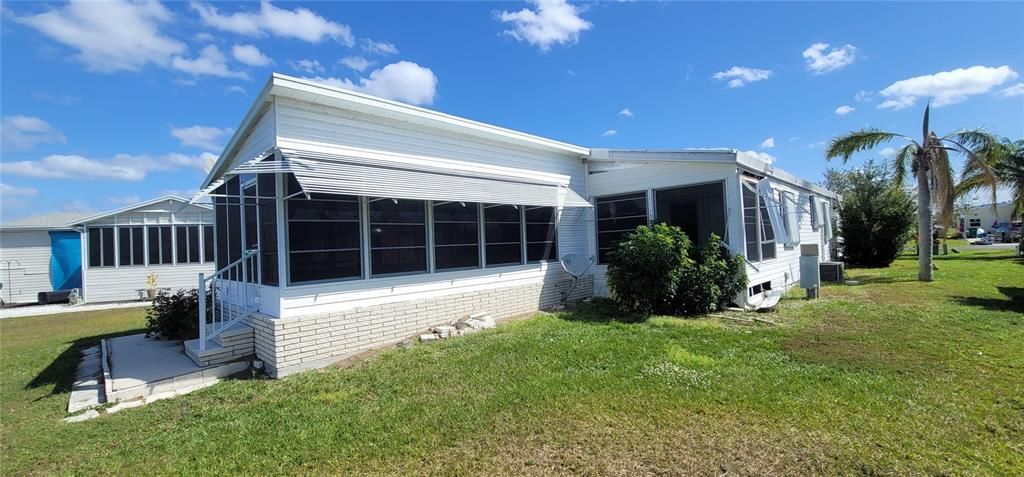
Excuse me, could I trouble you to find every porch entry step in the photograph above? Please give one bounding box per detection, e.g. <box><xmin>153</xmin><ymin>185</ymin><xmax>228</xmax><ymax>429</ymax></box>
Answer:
<box><xmin>185</xmin><ymin>322</ymin><xmax>256</xmax><ymax>367</ymax></box>
<box><xmin>68</xmin><ymin>345</ymin><xmax>105</xmax><ymax>414</ymax></box>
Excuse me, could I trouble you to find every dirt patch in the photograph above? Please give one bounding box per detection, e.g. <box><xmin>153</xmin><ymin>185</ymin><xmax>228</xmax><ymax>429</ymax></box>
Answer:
<box><xmin>781</xmin><ymin>313</ymin><xmax>935</xmax><ymax>375</ymax></box>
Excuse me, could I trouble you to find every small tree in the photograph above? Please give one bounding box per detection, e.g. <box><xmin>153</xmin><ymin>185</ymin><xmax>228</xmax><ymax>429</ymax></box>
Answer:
<box><xmin>606</xmin><ymin>223</ymin><xmax>691</xmax><ymax>315</ymax></box>
<box><xmin>834</xmin><ymin>160</ymin><xmax>916</xmax><ymax>267</ymax></box>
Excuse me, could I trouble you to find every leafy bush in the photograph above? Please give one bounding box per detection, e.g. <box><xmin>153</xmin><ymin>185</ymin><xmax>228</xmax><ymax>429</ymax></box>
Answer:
<box><xmin>145</xmin><ymin>288</ymin><xmax>207</xmax><ymax>340</ymax></box>
<box><xmin>834</xmin><ymin>160</ymin><xmax>916</xmax><ymax>267</ymax></box>
<box><xmin>606</xmin><ymin>225</ymin><xmax>748</xmax><ymax>317</ymax></box>
<box><xmin>701</xmin><ymin>234</ymin><xmax>748</xmax><ymax>305</ymax></box>
<box><xmin>605</xmin><ymin>223</ymin><xmax>692</xmax><ymax>315</ymax></box>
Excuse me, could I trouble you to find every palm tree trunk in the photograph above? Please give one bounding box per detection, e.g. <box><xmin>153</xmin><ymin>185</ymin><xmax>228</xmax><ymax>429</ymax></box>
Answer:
<box><xmin>916</xmin><ymin>164</ymin><xmax>934</xmax><ymax>281</ymax></box>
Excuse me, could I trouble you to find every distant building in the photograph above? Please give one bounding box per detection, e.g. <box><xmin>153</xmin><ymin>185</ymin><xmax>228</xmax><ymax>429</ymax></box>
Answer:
<box><xmin>958</xmin><ymin>201</ymin><xmax>1022</xmax><ymax>240</ymax></box>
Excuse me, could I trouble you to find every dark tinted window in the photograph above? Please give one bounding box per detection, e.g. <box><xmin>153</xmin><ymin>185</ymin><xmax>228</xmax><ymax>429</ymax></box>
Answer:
<box><xmin>433</xmin><ymin>202</ymin><xmax>479</xmax><ymax>270</ymax></box>
<box><xmin>148</xmin><ymin>226</ymin><xmax>173</xmax><ymax>265</ymax></box>
<box><xmin>175</xmin><ymin>225</ymin><xmax>202</xmax><ymax>264</ymax></box>
<box><xmin>87</xmin><ymin>228</ymin><xmax>114</xmax><ymax>267</ymax></box>
<box><xmin>287</xmin><ymin>194</ymin><xmax>361</xmax><ymax>283</ymax></box>
<box><xmin>596</xmin><ymin>192</ymin><xmax>648</xmax><ymax>263</ymax></box>
<box><xmin>203</xmin><ymin>225</ymin><xmax>215</xmax><ymax>263</ymax></box>
<box><xmin>369</xmin><ymin>198</ymin><xmax>426</xmax><ymax>276</ymax></box>
<box><xmin>258</xmin><ymin>175</ymin><xmax>278</xmax><ymax>285</ymax></box>
<box><xmin>525</xmin><ymin>206</ymin><xmax>557</xmax><ymax>262</ymax></box>
<box><xmin>654</xmin><ymin>182</ymin><xmax>725</xmax><ymax>249</ymax></box>
<box><xmin>484</xmin><ymin>204</ymin><xmax>521</xmax><ymax>266</ymax></box>
<box><xmin>118</xmin><ymin>226</ymin><xmax>144</xmax><ymax>266</ymax></box>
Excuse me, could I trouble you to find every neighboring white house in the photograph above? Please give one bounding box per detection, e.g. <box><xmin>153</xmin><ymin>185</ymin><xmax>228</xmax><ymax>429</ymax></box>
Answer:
<box><xmin>0</xmin><ymin>196</ymin><xmax>215</xmax><ymax>305</ymax></box>
<box><xmin>958</xmin><ymin>201</ymin><xmax>1021</xmax><ymax>240</ymax></box>
<box><xmin>184</xmin><ymin>73</ymin><xmax>838</xmax><ymax>377</ymax></box>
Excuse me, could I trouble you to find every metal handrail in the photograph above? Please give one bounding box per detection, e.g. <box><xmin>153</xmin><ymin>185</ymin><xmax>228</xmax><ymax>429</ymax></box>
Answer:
<box><xmin>198</xmin><ymin>249</ymin><xmax>260</xmax><ymax>351</ymax></box>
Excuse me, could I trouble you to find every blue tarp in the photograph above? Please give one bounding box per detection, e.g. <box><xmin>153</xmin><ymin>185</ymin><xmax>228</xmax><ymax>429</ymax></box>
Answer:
<box><xmin>49</xmin><ymin>231</ymin><xmax>82</xmax><ymax>291</ymax></box>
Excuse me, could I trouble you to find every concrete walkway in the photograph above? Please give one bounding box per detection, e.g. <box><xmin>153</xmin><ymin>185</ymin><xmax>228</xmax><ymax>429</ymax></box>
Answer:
<box><xmin>0</xmin><ymin>301</ymin><xmax>150</xmax><ymax>319</ymax></box>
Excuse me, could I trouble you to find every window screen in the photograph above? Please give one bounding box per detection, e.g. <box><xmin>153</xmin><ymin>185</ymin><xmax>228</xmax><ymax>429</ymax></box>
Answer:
<box><xmin>653</xmin><ymin>182</ymin><xmax>725</xmax><ymax>249</ymax></box>
<box><xmin>433</xmin><ymin>201</ymin><xmax>480</xmax><ymax>270</ymax></box>
<box><xmin>118</xmin><ymin>226</ymin><xmax>144</xmax><ymax>266</ymax></box>
<box><xmin>369</xmin><ymin>198</ymin><xmax>427</xmax><ymax>276</ymax></box>
<box><xmin>203</xmin><ymin>225</ymin><xmax>214</xmax><ymax>263</ymax></box>
<box><xmin>484</xmin><ymin>204</ymin><xmax>522</xmax><ymax>266</ymax></box>
<box><xmin>88</xmin><ymin>227</ymin><xmax>115</xmax><ymax>267</ymax></box>
<box><xmin>175</xmin><ymin>225</ymin><xmax>202</xmax><ymax>264</ymax></box>
<box><xmin>258</xmin><ymin>173</ymin><xmax>278</xmax><ymax>285</ymax></box>
<box><xmin>148</xmin><ymin>226</ymin><xmax>174</xmax><ymax>265</ymax></box>
<box><xmin>525</xmin><ymin>206</ymin><xmax>557</xmax><ymax>262</ymax></box>
<box><xmin>742</xmin><ymin>183</ymin><xmax>776</xmax><ymax>262</ymax></box>
<box><xmin>288</xmin><ymin>194</ymin><xmax>362</xmax><ymax>283</ymax></box>
<box><xmin>596</xmin><ymin>192</ymin><xmax>648</xmax><ymax>263</ymax></box>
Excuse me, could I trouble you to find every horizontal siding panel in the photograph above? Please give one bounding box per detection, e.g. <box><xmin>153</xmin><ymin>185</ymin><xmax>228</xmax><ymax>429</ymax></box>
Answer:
<box><xmin>85</xmin><ymin>262</ymin><xmax>215</xmax><ymax>303</ymax></box>
<box><xmin>0</xmin><ymin>230</ymin><xmax>55</xmax><ymax>304</ymax></box>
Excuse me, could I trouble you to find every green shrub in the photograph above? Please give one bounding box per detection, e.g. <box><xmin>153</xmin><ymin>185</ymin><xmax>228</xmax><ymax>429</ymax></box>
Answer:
<box><xmin>145</xmin><ymin>288</ymin><xmax>207</xmax><ymax>340</ymax></box>
<box><xmin>606</xmin><ymin>223</ymin><xmax>692</xmax><ymax>315</ymax></box>
<box><xmin>606</xmin><ymin>225</ymin><xmax>748</xmax><ymax>317</ymax></box>
<box><xmin>700</xmin><ymin>234</ymin><xmax>748</xmax><ymax>306</ymax></box>
<box><xmin>832</xmin><ymin>160</ymin><xmax>916</xmax><ymax>267</ymax></box>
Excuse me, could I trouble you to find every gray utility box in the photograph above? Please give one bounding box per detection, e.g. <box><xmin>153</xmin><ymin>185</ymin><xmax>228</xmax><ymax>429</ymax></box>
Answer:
<box><xmin>800</xmin><ymin>244</ymin><xmax>820</xmax><ymax>297</ymax></box>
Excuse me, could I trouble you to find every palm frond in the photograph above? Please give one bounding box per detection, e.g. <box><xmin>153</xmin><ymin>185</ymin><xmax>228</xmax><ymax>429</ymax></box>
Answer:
<box><xmin>825</xmin><ymin>129</ymin><xmax>907</xmax><ymax>163</ymax></box>
<box><xmin>942</xmin><ymin>129</ymin><xmax>998</xmax><ymax>154</ymax></box>
<box><xmin>891</xmin><ymin>143</ymin><xmax>918</xmax><ymax>187</ymax></box>
<box><xmin>943</xmin><ymin>131</ymin><xmax>1000</xmax><ymax>206</ymax></box>
<box><xmin>930</xmin><ymin>147</ymin><xmax>956</xmax><ymax>232</ymax></box>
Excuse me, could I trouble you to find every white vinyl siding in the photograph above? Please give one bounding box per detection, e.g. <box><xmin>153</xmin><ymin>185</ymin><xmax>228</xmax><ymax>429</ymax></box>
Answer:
<box><xmin>0</xmin><ymin>230</ymin><xmax>57</xmax><ymax>304</ymax></box>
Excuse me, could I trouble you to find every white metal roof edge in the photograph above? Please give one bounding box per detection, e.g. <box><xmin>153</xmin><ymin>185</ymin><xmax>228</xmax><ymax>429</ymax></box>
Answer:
<box><xmin>0</xmin><ymin>224</ymin><xmax>77</xmax><ymax>232</ymax></box>
<box><xmin>202</xmin><ymin>75</ymin><xmax>276</xmax><ymax>188</ymax></box>
<box><xmin>590</xmin><ymin>148</ymin><xmax>836</xmax><ymax>199</ymax></box>
<box><xmin>70</xmin><ymin>195</ymin><xmax>212</xmax><ymax>226</ymax></box>
<box><xmin>268</xmin><ymin>73</ymin><xmax>590</xmax><ymax>155</ymax></box>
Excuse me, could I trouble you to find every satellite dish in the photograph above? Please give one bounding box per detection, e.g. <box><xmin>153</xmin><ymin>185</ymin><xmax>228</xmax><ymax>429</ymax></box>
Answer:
<box><xmin>559</xmin><ymin>253</ymin><xmax>594</xmax><ymax>304</ymax></box>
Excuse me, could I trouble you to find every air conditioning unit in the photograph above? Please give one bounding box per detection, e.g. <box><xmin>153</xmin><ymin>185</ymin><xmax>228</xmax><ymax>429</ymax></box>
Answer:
<box><xmin>820</xmin><ymin>262</ymin><xmax>845</xmax><ymax>283</ymax></box>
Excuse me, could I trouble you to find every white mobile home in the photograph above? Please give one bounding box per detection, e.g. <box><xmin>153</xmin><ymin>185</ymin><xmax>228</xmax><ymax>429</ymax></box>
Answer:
<box><xmin>0</xmin><ymin>196</ymin><xmax>215</xmax><ymax>305</ymax></box>
<box><xmin>185</xmin><ymin>74</ymin><xmax>837</xmax><ymax>377</ymax></box>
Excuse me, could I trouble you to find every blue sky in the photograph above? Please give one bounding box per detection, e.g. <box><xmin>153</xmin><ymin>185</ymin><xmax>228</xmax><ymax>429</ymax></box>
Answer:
<box><xmin>2</xmin><ymin>1</ymin><xmax>1022</xmax><ymax>221</ymax></box>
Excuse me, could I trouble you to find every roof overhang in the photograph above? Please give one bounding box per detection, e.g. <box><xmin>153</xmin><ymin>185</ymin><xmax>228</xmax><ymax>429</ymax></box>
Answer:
<box><xmin>70</xmin><ymin>195</ymin><xmax>211</xmax><ymax>226</ymax></box>
<box><xmin>203</xmin><ymin>73</ymin><xmax>590</xmax><ymax>189</ymax></box>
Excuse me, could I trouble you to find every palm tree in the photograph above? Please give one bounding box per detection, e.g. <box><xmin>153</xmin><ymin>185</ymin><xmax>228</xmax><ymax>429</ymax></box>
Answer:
<box><xmin>824</xmin><ymin>105</ymin><xmax>997</xmax><ymax>281</ymax></box>
<box><xmin>958</xmin><ymin>138</ymin><xmax>1024</xmax><ymax>220</ymax></box>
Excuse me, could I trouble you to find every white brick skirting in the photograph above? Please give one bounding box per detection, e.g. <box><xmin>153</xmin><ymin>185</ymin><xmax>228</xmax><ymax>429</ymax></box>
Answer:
<box><xmin>248</xmin><ymin>273</ymin><xmax>592</xmax><ymax>378</ymax></box>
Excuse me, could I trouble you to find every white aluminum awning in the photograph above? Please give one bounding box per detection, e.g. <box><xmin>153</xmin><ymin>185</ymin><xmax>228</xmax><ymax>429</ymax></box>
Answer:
<box><xmin>196</xmin><ymin>147</ymin><xmax>591</xmax><ymax>208</ymax></box>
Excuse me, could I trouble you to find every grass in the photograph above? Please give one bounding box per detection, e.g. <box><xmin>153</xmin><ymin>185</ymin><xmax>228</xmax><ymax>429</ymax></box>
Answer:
<box><xmin>1</xmin><ymin>247</ymin><xmax>1022</xmax><ymax>476</ymax></box>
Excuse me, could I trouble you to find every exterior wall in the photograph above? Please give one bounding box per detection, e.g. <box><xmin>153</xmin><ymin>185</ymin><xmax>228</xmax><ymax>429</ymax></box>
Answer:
<box><xmin>0</xmin><ymin>230</ymin><xmax>54</xmax><ymax>304</ymax></box>
<box><xmin>248</xmin><ymin>270</ymin><xmax>591</xmax><ymax>377</ymax></box>
<box><xmin>267</xmin><ymin>96</ymin><xmax>593</xmax><ymax>318</ymax></box>
<box><xmin>586</xmin><ymin>160</ymin><xmax>740</xmax><ymax>297</ymax></box>
<box><xmin>960</xmin><ymin>202</ymin><xmax>1020</xmax><ymax>234</ymax></box>
<box><xmin>225</xmin><ymin>103</ymin><xmax>276</xmax><ymax>171</ymax></box>
<box><xmin>85</xmin><ymin>262</ymin><xmax>214</xmax><ymax>303</ymax></box>
<box><xmin>585</xmin><ymin>159</ymin><xmax>832</xmax><ymax>303</ymax></box>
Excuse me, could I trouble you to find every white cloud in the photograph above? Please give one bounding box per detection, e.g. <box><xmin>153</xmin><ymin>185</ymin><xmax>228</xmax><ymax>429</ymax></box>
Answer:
<box><xmin>854</xmin><ymin>90</ymin><xmax>873</xmax><ymax>103</ymax></box>
<box><xmin>14</xmin><ymin>0</ymin><xmax>185</xmax><ymax>72</ymax></box>
<box><xmin>232</xmin><ymin>44</ymin><xmax>272</xmax><ymax>66</ymax></box>
<box><xmin>618</xmin><ymin>108</ymin><xmax>634</xmax><ymax>118</ymax></box>
<box><xmin>713</xmin><ymin>66</ymin><xmax>772</xmax><ymax>88</ymax></box>
<box><xmin>194</xmin><ymin>32</ymin><xmax>216</xmax><ymax>42</ymax></box>
<box><xmin>32</xmin><ymin>91</ymin><xmax>79</xmax><ymax>106</ymax></box>
<box><xmin>340</xmin><ymin>56</ymin><xmax>372</xmax><ymax>72</ymax></box>
<box><xmin>0</xmin><ymin>183</ymin><xmax>39</xmax><ymax>197</ymax></box>
<box><xmin>879</xmin><ymin>147</ymin><xmax>896</xmax><ymax>158</ymax></box>
<box><xmin>306</xmin><ymin>61</ymin><xmax>438</xmax><ymax>106</ymax></box>
<box><xmin>740</xmin><ymin>150</ymin><xmax>776</xmax><ymax>164</ymax></box>
<box><xmin>225</xmin><ymin>85</ymin><xmax>247</xmax><ymax>95</ymax></box>
<box><xmin>835</xmin><ymin>105</ymin><xmax>855</xmax><ymax>116</ymax></box>
<box><xmin>600</xmin><ymin>129</ymin><xmax>618</xmax><ymax>137</ymax></box>
<box><xmin>1001</xmin><ymin>83</ymin><xmax>1024</xmax><ymax>97</ymax></box>
<box><xmin>2</xmin><ymin>116</ymin><xmax>66</xmax><ymax>151</ymax></box>
<box><xmin>496</xmin><ymin>0</ymin><xmax>592</xmax><ymax>52</ymax></box>
<box><xmin>802</xmin><ymin>42</ymin><xmax>857</xmax><ymax>74</ymax></box>
<box><xmin>805</xmin><ymin>141</ymin><xmax>826</xmax><ymax>149</ymax></box>
<box><xmin>172</xmin><ymin>45</ymin><xmax>248</xmax><ymax>79</ymax></box>
<box><xmin>190</xmin><ymin>0</ymin><xmax>354</xmax><ymax>45</ymax></box>
<box><xmin>760</xmin><ymin>137</ymin><xmax>775</xmax><ymax>149</ymax></box>
<box><xmin>361</xmin><ymin>39</ymin><xmax>398</xmax><ymax>55</ymax></box>
<box><xmin>108</xmin><ymin>195</ymin><xmax>142</xmax><ymax>205</ymax></box>
<box><xmin>1</xmin><ymin>152</ymin><xmax>216</xmax><ymax>181</ymax></box>
<box><xmin>170</xmin><ymin>125</ymin><xmax>232</xmax><ymax>152</ymax></box>
<box><xmin>291</xmin><ymin>58</ymin><xmax>325</xmax><ymax>74</ymax></box>
<box><xmin>878</xmin><ymin>65</ymin><xmax>1019</xmax><ymax>109</ymax></box>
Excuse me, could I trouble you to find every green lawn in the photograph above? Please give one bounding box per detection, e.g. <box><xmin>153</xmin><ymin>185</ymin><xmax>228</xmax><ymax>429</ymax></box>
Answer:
<box><xmin>2</xmin><ymin>247</ymin><xmax>1022</xmax><ymax>476</ymax></box>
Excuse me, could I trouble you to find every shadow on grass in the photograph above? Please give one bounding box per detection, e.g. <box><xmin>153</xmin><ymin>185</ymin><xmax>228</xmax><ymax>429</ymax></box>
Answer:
<box><xmin>842</xmin><ymin>275</ymin><xmax>919</xmax><ymax>286</ymax></box>
<box><xmin>26</xmin><ymin>328</ymin><xmax>145</xmax><ymax>396</ymax></box>
<box><xmin>951</xmin><ymin>287</ymin><xmax>1024</xmax><ymax>313</ymax></box>
<box><xmin>556</xmin><ymin>299</ymin><xmax>647</xmax><ymax>324</ymax></box>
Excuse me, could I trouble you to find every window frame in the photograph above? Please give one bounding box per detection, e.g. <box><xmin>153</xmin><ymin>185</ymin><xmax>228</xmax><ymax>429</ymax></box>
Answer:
<box><xmin>483</xmin><ymin>203</ymin><xmax>524</xmax><ymax>267</ymax></box>
<box><xmin>432</xmin><ymin>200</ymin><xmax>482</xmax><ymax>271</ymax></box>
<box><xmin>148</xmin><ymin>225</ymin><xmax>175</xmax><ymax>266</ymax></box>
<box><xmin>368</xmin><ymin>197</ymin><xmax>429</xmax><ymax>278</ymax></box>
<box><xmin>524</xmin><ymin>205</ymin><xmax>558</xmax><ymax>263</ymax></box>
<box><xmin>595</xmin><ymin>191</ymin><xmax>650</xmax><ymax>265</ymax></box>
<box><xmin>742</xmin><ymin>180</ymin><xmax>778</xmax><ymax>263</ymax></box>
<box><xmin>87</xmin><ymin>226</ymin><xmax>116</xmax><ymax>268</ymax></box>
<box><xmin>117</xmin><ymin>226</ymin><xmax>145</xmax><ymax>267</ymax></box>
<box><xmin>286</xmin><ymin>192</ymin><xmax>364</xmax><ymax>285</ymax></box>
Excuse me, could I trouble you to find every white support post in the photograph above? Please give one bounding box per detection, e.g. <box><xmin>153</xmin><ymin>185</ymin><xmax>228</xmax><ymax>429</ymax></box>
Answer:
<box><xmin>198</xmin><ymin>272</ymin><xmax>206</xmax><ymax>351</ymax></box>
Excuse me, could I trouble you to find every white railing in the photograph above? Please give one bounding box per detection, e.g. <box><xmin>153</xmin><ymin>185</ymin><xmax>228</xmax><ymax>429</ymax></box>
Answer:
<box><xmin>198</xmin><ymin>249</ymin><xmax>260</xmax><ymax>351</ymax></box>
